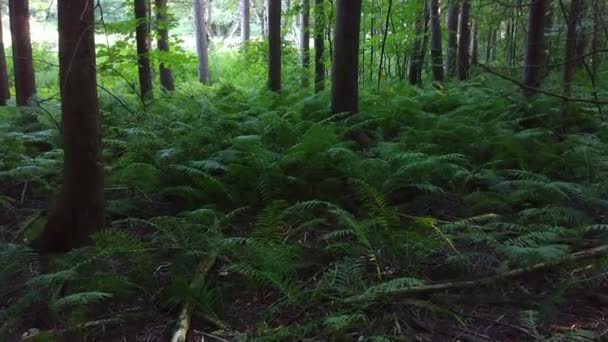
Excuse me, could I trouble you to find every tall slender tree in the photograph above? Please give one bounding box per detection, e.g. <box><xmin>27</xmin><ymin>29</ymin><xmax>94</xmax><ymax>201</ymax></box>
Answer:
<box><xmin>33</xmin><ymin>0</ymin><xmax>103</xmax><ymax>253</ymax></box>
<box><xmin>155</xmin><ymin>0</ymin><xmax>175</xmax><ymax>91</ymax></box>
<box><xmin>241</xmin><ymin>0</ymin><xmax>250</xmax><ymax>43</ymax></box>
<box><xmin>522</xmin><ymin>0</ymin><xmax>546</xmax><ymax>97</ymax></box>
<box><xmin>135</xmin><ymin>0</ymin><xmax>153</xmax><ymax>98</ymax></box>
<box><xmin>562</xmin><ymin>0</ymin><xmax>582</xmax><ymax>117</ymax></box>
<box><xmin>331</xmin><ymin>0</ymin><xmax>362</xmax><ymax>114</ymax></box>
<box><xmin>408</xmin><ymin>3</ymin><xmax>428</xmax><ymax>87</ymax></box>
<box><xmin>193</xmin><ymin>0</ymin><xmax>210</xmax><ymax>84</ymax></box>
<box><xmin>0</xmin><ymin>6</ymin><xmax>10</xmax><ymax>105</ymax></box>
<box><xmin>446</xmin><ymin>1</ymin><xmax>459</xmax><ymax>79</ymax></box>
<box><xmin>470</xmin><ymin>20</ymin><xmax>478</xmax><ymax>66</ymax></box>
<box><xmin>9</xmin><ymin>0</ymin><xmax>36</xmax><ymax>106</ymax></box>
<box><xmin>429</xmin><ymin>0</ymin><xmax>444</xmax><ymax>85</ymax></box>
<box><xmin>457</xmin><ymin>0</ymin><xmax>471</xmax><ymax>81</ymax></box>
<box><xmin>268</xmin><ymin>0</ymin><xmax>281</xmax><ymax>91</ymax></box>
<box><xmin>301</xmin><ymin>0</ymin><xmax>310</xmax><ymax>88</ymax></box>
<box><xmin>314</xmin><ymin>0</ymin><xmax>325</xmax><ymax>92</ymax></box>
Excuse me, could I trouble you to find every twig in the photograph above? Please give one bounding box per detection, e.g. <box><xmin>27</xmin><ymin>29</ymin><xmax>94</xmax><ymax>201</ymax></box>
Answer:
<box><xmin>346</xmin><ymin>244</ymin><xmax>608</xmax><ymax>302</ymax></box>
<box><xmin>171</xmin><ymin>254</ymin><xmax>217</xmax><ymax>342</ymax></box>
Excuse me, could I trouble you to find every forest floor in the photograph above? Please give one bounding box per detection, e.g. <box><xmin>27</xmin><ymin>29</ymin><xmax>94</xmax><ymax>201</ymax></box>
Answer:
<box><xmin>2</xmin><ymin>81</ymin><xmax>608</xmax><ymax>341</ymax></box>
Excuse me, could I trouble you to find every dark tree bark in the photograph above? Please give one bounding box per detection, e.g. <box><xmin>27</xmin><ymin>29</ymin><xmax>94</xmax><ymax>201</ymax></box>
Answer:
<box><xmin>377</xmin><ymin>0</ymin><xmax>393</xmax><ymax>90</ymax></box>
<box><xmin>241</xmin><ymin>0</ymin><xmax>250</xmax><ymax>43</ymax></box>
<box><xmin>446</xmin><ymin>2</ymin><xmax>459</xmax><ymax>79</ymax></box>
<box><xmin>314</xmin><ymin>0</ymin><xmax>325</xmax><ymax>92</ymax></box>
<box><xmin>429</xmin><ymin>0</ymin><xmax>444</xmax><ymax>85</ymax></box>
<box><xmin>561</xmin><ymin>0</ymin><xmax>582</xmax><ymax>117</ymax></box>
<box><xmin>408</xmin><ymin>3</ymin><xmax>428</xmax><ymax>87</ymax></box>
<box><xmin>522</xmin><ymin>0</ymin><xmax>546</xmax><ymax>97</ymax></box>
<box><xmin>457</xmin><ymin>0</ymin><xmax>471</xmax><ymax>81</ymax></box>
<box><xmin>32</xmin><ymin>0</ymin><xmax>104</xmax><ymax>253</ymax></box>
<box><xmin>0</xmin><ymin>7</ymin><xmax>10</xmax><ymax>105</ymax></box>
<box><xmin>135</xmin><ymin>0</ymin><xmax>153</xmax><ymax>98</ymax></box>
<box><xmin>331</xmin><ymin>0</ymin><xmax>362</xmax><ymax>114</ymax></box>
<box><xmin>268</xmin><ymin>0</ymin><xmax>281</xmax><ymax>91</ymax></box>
<box><xmin>301</xmin><ymin>0</ymin><xmax>310</xmax><ymax>88</ymax></box>
<box><xmin>9</xmin><ymin>0</ymin><xmax>36</xmax><ymax>106</ymax></box>
<box><xmin>155</xmin><ymin>0</ymin><xmax>175</xmax><ymax>91</ymax></box>
<box><xmin>193</xmin><ymin>0</ymin><xmax>210</xmax><ymax>84</ymax></box>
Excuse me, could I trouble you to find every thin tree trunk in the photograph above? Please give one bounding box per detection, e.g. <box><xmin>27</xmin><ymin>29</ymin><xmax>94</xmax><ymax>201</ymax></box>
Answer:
<box><xmin>301</xmin><ymin>0</ymin><xmax>310</xmax><ymax>88</ymax></box>
<box><xmin>268</xmin><ymin>0</ymin><xmax>281</xmax><ymax>91</ymax></box>
<box><xmin>446</xmin><ymin>2</ymin><xmax>459</xmax><ymax>79</ymax></box>
<box><xmin>561</xmin><ymin>0</ymin><xmax>582</xmax><ymax>118</ymax></box>
<box><xmin>457</xmin><ymin>0</ymin><xmax>470</xmax><ymax>81</ymax></box>
<box><xmin>241</xmin><ymin>0</ymin><xmax>250</xmax><ymax>43</ymax></box>
<box><xmin>155</xmin><ymin>0</ymin><xmax>175</xmax><ymax>91</ymax></box>
<box><xmin>470</xmin><ymin>20</ymin><xmax>478</xmax><ymax>66</ymax></box>
<box><xmin>408</xmin><ymin>4</ymin><xmax>427</xmax><ymax>87</ymax></box>
<box><xmin>314</xmin><ymin>0</ymin><xmax>325</xmax><ymax>92</ymax></box>
<box><xmin>33</xmin><ymin>0</ymin><xmax>103</xmax><ymax>253</ymax></box>
<box><xmin>9</xmin><ymin>0</ymin><xmax>36</xmax><ymax>106</ymax></box>
<box><xmin>193</xmin><ymin>0</ymin><xmax>210</xmax><ymax>84</ymax></box>
<box><xmin>429</xmin><ymin>0</ymin><xmax>444</xmax><ymax>85</ymax></box>
<box><xmin>522</xmin><ymin>0</ymin><xmax>546</xmax><ymax>97</ymax></box>
<box><xmin>331</xmin><ymin>0</ymin><xmax>362</xmax><ymax>114</ymax></box>
<box><xmin>135</xmin><ymin>0</ymin><xmax>153</xmax><ymax>99</ymax></box>
<box><xmin>0</xmin><ymin>7</ymin><xmax>10</xmax><ymax>105</ymax></box>
<box><xmin>377</xmin><ymin>0</ymin><xmax>393</xmax><ymax>91</ymax></box>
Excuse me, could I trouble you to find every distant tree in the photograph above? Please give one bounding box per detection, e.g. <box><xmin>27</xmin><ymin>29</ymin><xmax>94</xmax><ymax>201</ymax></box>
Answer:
<box><xmin>446</xmin><ymin>1</ymin><xmax>459</xmax><ymax>79</ymax></box>
<box><xmin>522</xmin><ymin>0</ymin><xmax>546</xmax><ymax>97</ymax></box>
<box><xmin>409</xmin><ymin>3</ymin><xmax>429</xmax><ymax>87</ymax></box>
<box><xmin>193</xmin><ymin>0</ymin><xmax>210</xmax><ymax>84</ymax></box>
<box><xmin>457</xmin><ymin>0</ymin><xmax>470</xmax><ymax>81</ymax></box>
<box><xmin>300</xmin><ymin>0</ymin><xmax>310</xmax><ymax>88</ymax></box>
<box><xmin>33</xmin><ymin>0</ymin><xmax>104</xmax><ymax>253</ymax></box>
<box><xmin>562</xmin><ymin>0</ymin><xmax>582</xmax><ymax>117</ymax></box>
<box><xmin>0</xmin><ymin>6</ymin><xmax>10</xmax><ymax>105</ymax></box>
<box><xmin>268</xmin><ymin>0</ymin><xmax>281</xmax><ymax>91</ymax></box>
<box><xmin>134</xmin><ymin>0</ymin><xmax>153</xmax><ymax>98</ymax></box>
<box><xmin>9</xmin><ymin>0</ymin><xmax>36</xmax><ymax>106</ymax></box>
<box><xmin>155</xmin><ymin>0</ymin><xmax>175</xmax><ymax>91</ymax></box>
<box><xmin>331</xmin><ymin>0</ymin><xmax>362</xmax><ymax>114</ymax></box>
<box><xmin>314</xmin><ymin>0</ymin><xmax>325</xmax><ymax>92</ymax></box>
<box><xmin>241</xmin><ymin>0</ymin><xmax>250</xmax><ymax>43</ymax></box>
<box><xmin>470</xmin><ymin>20</ymin><xmax>478</xmax><ymax>66</ymax></box>
<box><xmin>428</xmin><ymin>0</ymin><xmax>444</xmax><ymax>85</ymax></box>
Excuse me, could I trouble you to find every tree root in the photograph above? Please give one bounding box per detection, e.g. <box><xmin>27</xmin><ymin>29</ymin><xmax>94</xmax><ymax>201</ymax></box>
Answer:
<box><xmin>347</xmin><ymin>244</ymin><xmax>608</xmax><ymax>302</ymax></box>
<box><xmin>171</xmin><ymin>254</ymin><xmax>217</xmax><ymax>342</ymax></box>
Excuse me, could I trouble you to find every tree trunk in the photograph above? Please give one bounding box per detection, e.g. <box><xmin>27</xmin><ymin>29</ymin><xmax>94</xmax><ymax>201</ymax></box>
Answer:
<box><xmin>522</xmin><ymin>0</ymin><xmax>546</xmax><ymax>97</ymax></box>
<box><xmin>331</xmin><ymin>0</ymin><xmax>362</xmax><ymax>114</ymax></box>
<box><xmin>408</xmin><ymin>4</ymin><xmax>428</xmax><ymax>87</ymax></box>
<box><xmin>0</xmin><ymin>7</ymin><xmax>10</xmax><ymax>105</ymax></box>
<box><xmin>155</xmin><ymin>0</ymin><xmax>175</xmax><ymax>91</ymax></box>
<box><xmin>429</xmin><ymin>0</ymin><xmax>443</xmax><ymax>85</ymax></box>
<box><xmin>268</xmin><ymin>0</ymin><xmax>281</xmax><ymax>91</ymax></box>
<box><xmin>314</xmin><ymin>0</ymin><xmax>325</xmax><ymax>92</ymax></box>
<box><xmin>9</xmin><ymin>0</ymin><xmax>36</xmax><ymax>106</ymax></box>
<box><xmin>301</xmin><ymin>0</ymin><xmax>310</xmax><ymax>88</ymax></box>
<box><xmin>457</xmin><ymin>0</ymin><xmax>470</xmax><ymax>81</ymax></box>
<box><xmin>135</xmin><ymin>0</ymin><xmax>153</xmax><ymax>99</ymax></box>
<box><xmin>193</xmin><ymin>0</ymin><xmax>210</xmax><ymax>84</ymax></box>
<box><xmin>241</xmin><ymin>0</ymin><xmax>250</xmax><ymax>43</ymax></box>
<box><xmin>377</xmin><ymin>0</ymin><xmax>393</xmax><ymax>90</ymax></box>
<box><xmin>561</xmin><ymin>0</ymin><xmax>582</xmax><ymax>118</ymax></box>
<box><xmin>470</xmin><ymin>20</ymin><xmax>478</xmax><ymax>66</ymax></box>
<box><xmin>32</xmin><ymin>0</ymin><xmax>104</xmax><ymax>253</ymax></box>
<box><xmin>446</xmin><ymin>2</ymin><xmax>459</xmax><ymax>79</ymax></box>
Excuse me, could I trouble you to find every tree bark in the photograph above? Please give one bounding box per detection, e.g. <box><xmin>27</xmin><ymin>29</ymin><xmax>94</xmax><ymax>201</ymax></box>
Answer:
<box><xmin>522</xmin><ymin>0</ymin><xmax>546</xmax><ymax>97</ymax></box>
<box><xmin>331</xmin><ymin>0</ymin><xmax>362</xmax><ymax>114</ymax></box>
<box><xmin>446</xmin><ymin>2</ymin><xmax>459</xmax><ymax>79</ymax></box>
<box><xmin>429</xmin><ymin>0</ymin><xmax>444</xmax><ymax>85</ymax></box>
<box><xmin>193</xmin><ymin>0</ymin><xmax>210</xmax><ymax>84</ymax></box>
<box><xmin>135</xmin><ymin>0</ymin><xmax>153</xmax><ymax>98</ymax></box>
<box><xmin>32</xmin><ymin>0</ymin><xmax>104</xmax><ymax>253</ymax></box>
<box><xmin>241</xmin><ymin>0</ymin><xmax>250</xmax><ymax>43</ymax></box>
<box><xmin>9</xmin><ymin>0</ymin><xmax>36</xmax><ymax>106</ymax></box>
<box><xmin>268</xmin><ymin>0</ymin><xmax>281</xmax><ymax>91</ymax></box>
<box><xmin>301</xmin><ymin>0</ymin><xmax>310</xmax><ymax>88</ymax></box>
<box><xmin>408</xmin><ymin>4</ymin><xmax>428</xmax><ymax>87</ymax></box>
<box><xmin>155</xmin><ymin>0</ymin><xmax>175</xmax><ymax>91</ymax></box>
<box><xmin>470</xmin><ymin>20</ymin><xmax>478</xmax><ymax>66</ymax></box>
<box><xmin>314</xmin><ymin>0</ymin><xmax>325</xmax><ymax>92</ymax></box>
<box><xmin>457</xmin><ymin>0</ymin><xmax>470</xmax><ymax>81</ymax></box>
<box><xmin>561</xmin><ymin>0</ymin><xmax>582</xmax><ymax>117</ymax></box>
<box><xmin>0</xmin><ymin>7</ymin><xmax>10</xmax><ymax>105</ymax></box>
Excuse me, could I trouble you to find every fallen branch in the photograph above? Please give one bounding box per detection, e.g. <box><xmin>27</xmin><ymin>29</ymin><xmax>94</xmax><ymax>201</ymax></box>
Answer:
<box><xmin>347</xmin><ymin>244</ymin><xmax>608</xmax><ymax>303</ymax></box>
<box><xmin>22</xmin><ymin>318</ymin><xmax>124</xmax><ymax>340</ymax></box>
<box><xmin>171</xmin><ymin>254</ymin><xmax>217</xmax><ymax>342</ymax></box>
